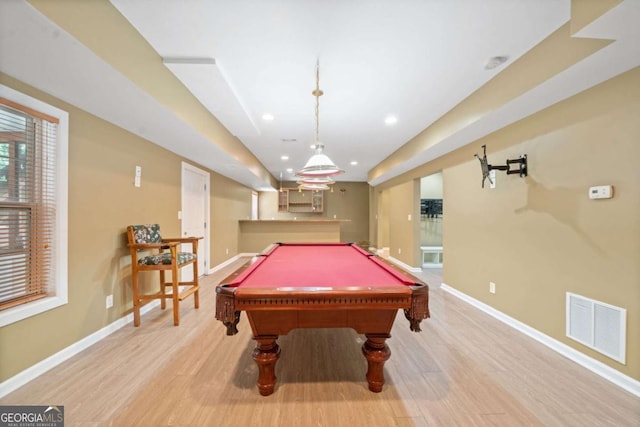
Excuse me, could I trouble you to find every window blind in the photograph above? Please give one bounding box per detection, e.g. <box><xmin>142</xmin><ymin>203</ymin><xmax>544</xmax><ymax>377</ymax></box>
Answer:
<box><xmin>0</xmin><ymin>98</ymin><xmax>58</xmax><ymax>310</ymax></box>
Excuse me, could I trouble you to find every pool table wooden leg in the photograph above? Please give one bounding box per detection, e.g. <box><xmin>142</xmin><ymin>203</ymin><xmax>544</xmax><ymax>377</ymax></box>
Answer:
<box><xmin>362</xmin><ymin>334</ymin><xmax>391</xmax><ymax>392</ymax></box>
<box><xmin>252</xmin><ymin>335</ymin><xmax>281</xmax><ymax>396</ymax></box>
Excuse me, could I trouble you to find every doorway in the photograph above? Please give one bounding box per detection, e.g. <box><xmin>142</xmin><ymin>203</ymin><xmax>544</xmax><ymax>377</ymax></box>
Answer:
<box><xmin>419</xmin><ymin>172</ymin><xmax>443</xmax><ymax>268</ymax></box>
<box><xmin>181</xmin><ymin>162</ymin><xmax>210</xmax><ymax>279</ymax></box>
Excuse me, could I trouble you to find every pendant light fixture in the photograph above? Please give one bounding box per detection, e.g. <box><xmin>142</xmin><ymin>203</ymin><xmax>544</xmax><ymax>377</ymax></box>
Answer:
<box><xmin>296</xmin><ymin>61</ymin><xmax>344</xmax><ymax>185</ymax></box>
<box><xmin>298</xmin><ymin>182</ymin><xmax>330</xmax><ymax>191</ymax></box>
<box><xmin>296</xmin><ymin>176</ymin><xmax>335</xmax><ymax>191</ymax></box>
<box><xmin>297</xmin><ymin>176</ymin><xmax>335</xmax><ymax>185</ymax></box>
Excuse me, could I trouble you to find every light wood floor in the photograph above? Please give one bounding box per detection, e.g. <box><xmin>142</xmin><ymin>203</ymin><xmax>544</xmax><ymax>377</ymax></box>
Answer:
<box><xmin>2</xmin><ymin>259</ymin><xmax>639</xmax><ymax>426</ymax></box>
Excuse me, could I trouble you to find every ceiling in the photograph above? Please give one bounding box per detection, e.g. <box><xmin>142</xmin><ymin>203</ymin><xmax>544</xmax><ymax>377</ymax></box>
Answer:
<box><xmin>1</xmin><ymin>1</ymin><xmax>639</xmax><ymax>190</ymax></box>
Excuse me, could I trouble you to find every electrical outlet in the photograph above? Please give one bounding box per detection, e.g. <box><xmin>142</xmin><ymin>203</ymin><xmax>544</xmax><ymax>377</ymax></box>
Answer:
<box><xmin>489</xmin><ymin>282</ymin><xmax>496</xmax><ymax>294</ymax></box>
<box><xmin>225</xmin><ymin>248</ymin><xmax>229</xmax><ymax>255</ymax></box>
<box><xmin>106</xmin><ymin>294</ymin><xmax>113</xmax><ymax>309</ymax></box>
<box><xmin>398</xmin><ymin>248</ymin><xmax>402</xmax><ymax>254</ymax></box>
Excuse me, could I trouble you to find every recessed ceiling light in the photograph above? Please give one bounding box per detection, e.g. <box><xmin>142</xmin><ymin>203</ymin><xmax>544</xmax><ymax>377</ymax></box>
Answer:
<box><xmin>384</xmin><ymin>116</ymin><xmax>398</xmax><ymax>125</ymax></box>
<box><xmin>485</xmin><ymin>55</ymin><xmax>509</xmax><ymax>70</ymax></box>
<box><xmin>350</xmin><ymin>161</ymin><xmax>358</xmax><ymax>166</ymax></box>
<box><xmin>286</xmin><ymin>168</ymin><xmax>293</xmax><ymax>173</ymax></box>
<box><xmin>281</xmin><ymin>155</ymin><xmax>289</xmax><ymax>161</ymax></box>
<box><xmin>262</xmin><ymin>113</ymin><xmax>274</xmax><ymax>121</ymax></box>
<box><xmin>281</xmin><ymin>138</ymin><xmax>297</xmax><ymax>142</ymax></box>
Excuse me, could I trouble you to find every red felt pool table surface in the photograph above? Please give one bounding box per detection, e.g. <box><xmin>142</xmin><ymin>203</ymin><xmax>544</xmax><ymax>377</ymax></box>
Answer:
<box><xmin>227</xmin><ymin>242</ymin><xmax>415</xmax><ymax>289</ymax></box>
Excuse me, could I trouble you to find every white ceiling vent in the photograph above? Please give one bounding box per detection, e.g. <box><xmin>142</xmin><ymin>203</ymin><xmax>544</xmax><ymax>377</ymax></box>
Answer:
<box><xmin>566</xmin><ymin>292</ymin><xmax>626</xmax><ymax>364</ymax></box>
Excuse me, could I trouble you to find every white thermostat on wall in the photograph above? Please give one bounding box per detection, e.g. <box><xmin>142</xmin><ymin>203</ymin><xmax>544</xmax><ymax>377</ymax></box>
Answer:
<box><xmin>588</xmin><ymin>185</ymin><xmax>613</xmax><ymax>199</ymax></box>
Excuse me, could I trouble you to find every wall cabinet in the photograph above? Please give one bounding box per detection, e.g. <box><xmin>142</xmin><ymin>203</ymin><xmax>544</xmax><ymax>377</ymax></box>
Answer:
<box><xmin>277</xmin><ymin>188</ymin><xmax>323</xmax><ymax>213</ymax></box>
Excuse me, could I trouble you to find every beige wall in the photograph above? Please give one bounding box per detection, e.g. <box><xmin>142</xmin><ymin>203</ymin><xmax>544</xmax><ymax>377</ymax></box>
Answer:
<box><xmin>238</xmin><ymin>220</ymin><xmax>342</xmax><ymax>253</ymax></box>
<box><xmin>259</xmin><ymin>181</ymin><xmax>370</xmax><ymax>244</ymax></box>
<box><xmin>373</xmin><ymin>188</ymin><xmax>389</xmax><ymax>248</ymax></box>
<box><xmin>386</xmin><ymin>180</ymin><xmax>421</xmax><ymax>267</ymax></box>
<box><xmin>0</xmin><ymin>73</ymin><xmax>253</xmax><ymax>382</ymax></box>
<box><xmin>210</xmin><ymin>173</ymin><xmax>253</xmax><ymax>265</ymax></box>
<box><xmin>374</xmin><ymin>68</ymin><xmax>640</xmax><ymax>381</ymax></box>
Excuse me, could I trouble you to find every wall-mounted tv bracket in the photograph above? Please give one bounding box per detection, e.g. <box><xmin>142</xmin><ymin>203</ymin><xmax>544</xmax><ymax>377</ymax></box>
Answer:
<box><xmin>474</xmin><ymin>145</ymin><xmax>527</xmax><ymax>188</ymax></box>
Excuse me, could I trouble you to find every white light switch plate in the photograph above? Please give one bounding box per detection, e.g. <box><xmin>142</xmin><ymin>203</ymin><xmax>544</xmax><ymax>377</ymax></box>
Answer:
<box><xmin>489</xmin><ymin>170</ymin><xmax>496</xmax><ymax>189</ymax></box>
<box><xmin>134</xmin><ymin>166</ymin><xmax>142</xmax><ymax>187</ymax></box>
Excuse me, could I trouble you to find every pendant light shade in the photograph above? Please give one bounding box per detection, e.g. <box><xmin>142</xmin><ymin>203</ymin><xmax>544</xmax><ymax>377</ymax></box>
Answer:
<box><xmin>298</xmin><ymin>182</ymin><xmax>330</xmax><ymax>191</ymax></box>
<box><xmin>296</xmin><ymin>176</ymin><xmax>335</xmax><ymax>185</ymax></box>
<box><xmin>297</xmin><ymin>175</ymin><xmax>333</xmax><ymax>191</ymax></box>
<box><xmin>296</xmin><ymin>61</ymin><xmax>344</xmax><ymax>186</ymax></box>
<box><xmin>297</xmin><ymin>144</ymin><xmax>343</xmax><ymax>177</ymax></box>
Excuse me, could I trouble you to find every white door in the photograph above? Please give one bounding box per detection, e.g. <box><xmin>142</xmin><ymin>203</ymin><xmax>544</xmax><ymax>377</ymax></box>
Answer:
<box><xmin>181</xmin><ymin>162</ymin><xmax>209</xmax><ymax>281</ymax></box>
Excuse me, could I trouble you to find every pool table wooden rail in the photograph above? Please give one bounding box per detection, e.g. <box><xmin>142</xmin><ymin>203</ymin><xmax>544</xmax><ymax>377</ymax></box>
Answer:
<box><xmin>216</xmin><ymin>282</ymin><xmax>429</xmax><ymax>334</ymax></box>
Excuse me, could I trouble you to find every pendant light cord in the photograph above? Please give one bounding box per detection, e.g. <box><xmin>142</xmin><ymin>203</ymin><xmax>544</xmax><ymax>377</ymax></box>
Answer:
<box><xmin>312</xmin><ymin>60</ymin><xmax>323</xmax><ymax>151</ymax></box>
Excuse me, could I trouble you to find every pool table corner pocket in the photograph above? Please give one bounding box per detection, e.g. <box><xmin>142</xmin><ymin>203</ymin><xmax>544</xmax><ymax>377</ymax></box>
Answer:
<box><xmin>215</xmin><ymin>287</ymin><xmax>241</xmax><ymax>335</ymax></box>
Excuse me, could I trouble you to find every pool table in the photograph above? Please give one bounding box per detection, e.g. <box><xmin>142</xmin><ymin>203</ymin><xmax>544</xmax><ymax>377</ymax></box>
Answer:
<box><xmin>215</xmin><ymin>242</ymin><xmax>430</xmax><ymax>396</ymax></box>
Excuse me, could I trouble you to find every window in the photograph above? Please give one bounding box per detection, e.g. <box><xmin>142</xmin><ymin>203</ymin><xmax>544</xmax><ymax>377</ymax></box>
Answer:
<box><xmin>0</xmin><ymin>85</ymin><xmax>68</xmax><ymax>326</ymax></box>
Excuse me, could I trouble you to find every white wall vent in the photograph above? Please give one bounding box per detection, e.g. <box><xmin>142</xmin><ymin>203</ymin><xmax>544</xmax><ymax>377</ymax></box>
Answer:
<box><xmin>566</xmin><ymin>292</ymin><xmax>626</xmax><ymax>364</ymax></box>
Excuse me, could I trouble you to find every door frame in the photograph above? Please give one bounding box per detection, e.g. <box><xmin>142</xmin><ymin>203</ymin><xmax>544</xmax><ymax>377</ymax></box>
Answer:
<box><xmin>181</xmin><ymin>162</ymin><xmax>210</xmax><ymax>276</ymax></box>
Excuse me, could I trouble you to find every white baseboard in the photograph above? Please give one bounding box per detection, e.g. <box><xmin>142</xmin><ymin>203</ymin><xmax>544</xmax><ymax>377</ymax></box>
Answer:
<box><xmin>440</xmin><ymin>282</ymin><xmax>640</xmax><ymax>398</ymax></box>
<box><xmin>207</xmin><ymin>253</ymin><xmax>255</xmax><ymax>275</ymax></box>
<box><xmin>0</xmin><ymin>301</ymin><xmax>159</xmax><ymax>398</ymax></box>
<box><xmin>387</xmin><ymin>256</ymin><xmax>422</xmax><ymax>273</ymax></box>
